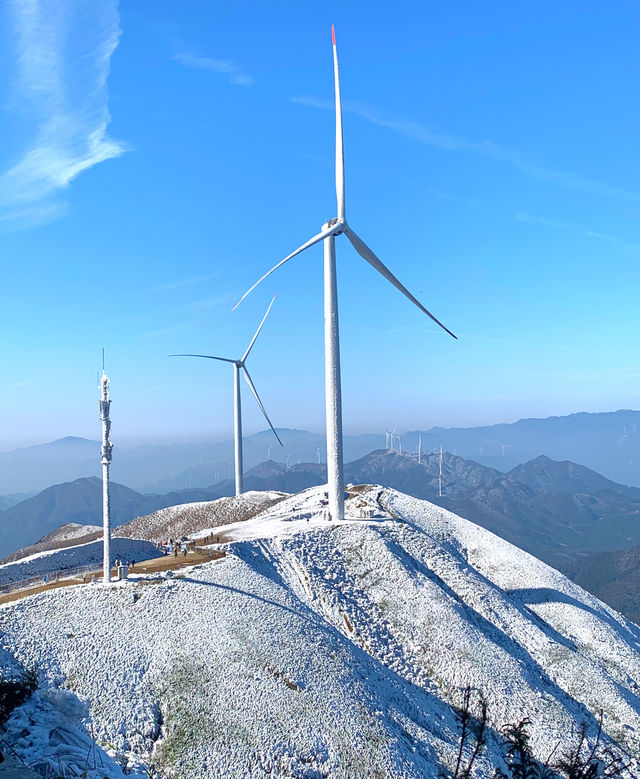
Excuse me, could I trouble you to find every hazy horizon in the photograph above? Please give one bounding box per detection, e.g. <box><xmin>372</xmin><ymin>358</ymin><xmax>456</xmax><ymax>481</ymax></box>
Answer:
<box><xmin>0</xmin><ymin>402</ymin><xmax>637</xmax><ymax>454</ymax></box>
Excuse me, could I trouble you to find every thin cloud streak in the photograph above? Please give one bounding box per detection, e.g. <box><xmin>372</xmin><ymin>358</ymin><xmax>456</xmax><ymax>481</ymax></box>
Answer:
<box><xmin>514</xmin><ymin>211</ymin><xmax>640</xmax><ymax>252</ymax></box>
<box><xmin>424</xmin><ymin>188</ymin><xmax>639</xmax><ymax>253</ymax></box>
<box><xmin>173</xmin><ymin>54</ymin><xmax>254</xmax><ymax>86</ymax></box>
<box><xmin>151</xmin><ymin>273</ymin><xmax>221</xmax><ymax>293</ymax></box>
<box><xmin>291</xmin><ymin>96</ymin><xmax>640</xmax><ymax>202</ymax></box>
<box><xmin>186</xmin><ymin>293</ymin><xmax>235</xmax><ymax>312</ymax></box>
<box><xmin>0</xmin><ymin>0</ymin><xmax>127</xmax><ymax>229</ymax></box>
<box><xmin>141</xmin><ymin>322</ymin><xmax>191</xmax><ymax>339</ymax></box>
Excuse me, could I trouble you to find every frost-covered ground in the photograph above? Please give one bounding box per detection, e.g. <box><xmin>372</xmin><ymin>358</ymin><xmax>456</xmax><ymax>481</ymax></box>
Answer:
<box><xmin>0</xmin><ymin>537</ymin><xmax>158</xmax><ymax>585</ymax></box>
<box><xmin>42</xmin><ymin>522</ymin><xmax>103</xmax><ymax>544</ymax></box>
<box><xmin>1</xmin><ymin>485</ymin><xmax>639</xmax><ymax>778</ymax></box>
<box><xmin>0</xmin><ymin>523</ymin><xmax>103</xmax><ymax>565</ymax></box>
<box><xmin>115</xmin><ymin>490</ymin><xmax>287</xmax><ymax>544</ymax></box>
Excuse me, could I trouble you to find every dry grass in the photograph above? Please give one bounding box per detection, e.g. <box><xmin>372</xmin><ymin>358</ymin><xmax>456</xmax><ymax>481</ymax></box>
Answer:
<box><xmin>0</xmin><ymin>549</ymin><xmax>225</xmax><ymax>605</ymax></box>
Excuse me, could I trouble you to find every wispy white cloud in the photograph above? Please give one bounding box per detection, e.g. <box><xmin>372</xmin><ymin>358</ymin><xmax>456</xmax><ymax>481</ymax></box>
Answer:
<box><xmin>151</xmin><ymin>273</ymin><xmax>221</xmax><ymax>293</ymax></box>
<box><xmin>186</xmin><ymin>293</ymin><xmax>235</xmax><ymax>312</ymax></box>
<box><xmin>0</xmin><ymin>0</ymin><xmax>127</xmax><ymax>229</ymax></box>
<box><xmin>291</xmin><ymin>96</ymin><xmax>640</xmax><ymax>202</ymax></box>
<box><xmin>173</xmin><ymin>53</ymin><xmax>254</xmax><ymax>87</ymax></box>
<box><xmin>423</xmin><ymin>187</ymin><xmax>639</xmax><ymax>252</ymax></box>
<box><xmin>141</xmin><ymin>322</ymin><xmax>191</xmax><ymax>339</ymax></box>
<box><xmin>514</xmin><ymin>211</ymin><xmax>640</xmax><ymax>252</ymax></box>
<box><xmin>0</xmin><ymin>201</ymin><xmax>69</xmax><ymax>232</ymax></box>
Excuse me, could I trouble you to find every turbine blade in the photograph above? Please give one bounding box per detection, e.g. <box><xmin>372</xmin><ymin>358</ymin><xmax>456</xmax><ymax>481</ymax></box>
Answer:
<box><xmin>232</xmin><ymin>221</ymin><xmax>343</xmax><ymax>310</ymax></box>
<box><xmin>332</xmin><ymin>25</ymin><xmax>345</xmax><ymax>222</ymax></box>
<box><xmin>344</xmin><ymin>227</ymin><xmax>457</xmax><ymax>339</ymax></box>
<box><xmin>168</xmin><ymin>354</ymin><xmax>237</xmax><ymax>363</ymax></box>
<box><xmin>242</xmin><ymin>367</ymin><xmax>283</xmax><ymax>446</ymax></box>
<box><xmin>242</xmin><ymin>292</ymin><xmax>277</xmax><ymax>362</ymax></box>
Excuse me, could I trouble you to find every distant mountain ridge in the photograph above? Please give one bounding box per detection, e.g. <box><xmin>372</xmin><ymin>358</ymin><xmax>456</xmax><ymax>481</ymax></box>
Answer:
<box><xmin>1</xmin><ymin>408</ymin><xmax>639</xmax><ymax>496</ymax></box>
<box><xmin>0</xmin><ymin>477</ymin><xmax>218</xmax><ymax>559</ymax></box>
<box><xmin>5</xmin><ymin>449</ymin><xmax>640</xmax><ymax>573</ymax></box>
<box><xmin>411</xmin><ymin>408</ymin><xmax>640</xmax><ymax>486</ymax></box>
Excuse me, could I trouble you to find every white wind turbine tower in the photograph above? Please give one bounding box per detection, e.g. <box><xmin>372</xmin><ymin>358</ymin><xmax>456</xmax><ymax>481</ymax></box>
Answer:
<box><xmin>171</xmin><ymin>294</ymin><xmax>282</xmax><ymax>496</ymax></box>
<box><xmin>418</xmin><ymin>433</ymin><xmax>422</xmax><ymax>464</ymax></box>
<box><xmin>438</xmin><ymin>444</ymin><xmax>443</xmax><ymax>497</ymax></box>
<box><xmin>98</xmin><ymin>351</ymin><xmax>113</xmax><ymax>584</ymax></box>
<box><xmin>234</xmin><ymin>27</ymin><xmax>456</xmax><ymax>521</ymax></box>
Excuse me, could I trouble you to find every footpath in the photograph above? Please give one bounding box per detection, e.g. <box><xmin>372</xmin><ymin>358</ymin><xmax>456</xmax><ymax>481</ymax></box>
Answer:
<box><xmin>0</xmin><ymin>549</ymin><xmax>224</xmax><ymax>606</ymax></box>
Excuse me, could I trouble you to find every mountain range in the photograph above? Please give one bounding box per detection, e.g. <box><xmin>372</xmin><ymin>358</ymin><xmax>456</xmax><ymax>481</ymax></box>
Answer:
<box><xmin>1</xmin><ymin>408</ymin><xmax>639</xmax><ymax>496</ymax></box>
<box><xmin>4</xmin><ymin>449</ymin><xmax>640</xmax><ymax>573</ymax></box>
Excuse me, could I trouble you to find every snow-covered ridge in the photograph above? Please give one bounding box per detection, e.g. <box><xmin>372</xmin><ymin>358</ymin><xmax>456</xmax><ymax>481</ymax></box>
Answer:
<box><xmin>41</xmin><ymin>522</ymin><xmax>103</xmax><ymax>544</ymax></box>
<box><xmin>1</xmin><ymin>485</ymin><xmax>639</xmax><ymax>778</ymax></box>
<box><xmin>115</xmin><ymin>490</ymin><xmax>287</xmax><ymax>544</ymax></box>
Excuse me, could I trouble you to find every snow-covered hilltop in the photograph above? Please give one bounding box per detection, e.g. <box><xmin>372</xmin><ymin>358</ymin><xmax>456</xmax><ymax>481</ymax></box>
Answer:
<box><xmin>115</xmin><ymin>489</ymin><xmax>287</xmax><ymax>544</ymax></box>
<box><xmin>1</xmin><ymin>485</ymin><xmax>639</xmax><ymax>778</ymax></box>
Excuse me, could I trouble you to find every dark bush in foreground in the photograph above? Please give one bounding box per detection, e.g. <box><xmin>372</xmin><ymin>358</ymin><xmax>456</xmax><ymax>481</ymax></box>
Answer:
<box><xmin>0</xmin><ymin>668</ymin><xmax>37</xmax><ymax>728</ymax></box>
<box><xmin>445</xmin><ymin>685</ymin><xmax>631</xmax><ymax>779</ymax></box>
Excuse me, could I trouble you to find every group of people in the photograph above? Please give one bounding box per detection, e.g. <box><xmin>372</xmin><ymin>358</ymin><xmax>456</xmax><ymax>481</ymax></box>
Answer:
<box><xmin>161</xmin><ymin>538</ymin><xmax>189</xmax><ymax>558</ymax></box>
<box><xmin>114</xmin><ymin>558</ymin><xmax>135</xmax><ymax>570</ymax></box>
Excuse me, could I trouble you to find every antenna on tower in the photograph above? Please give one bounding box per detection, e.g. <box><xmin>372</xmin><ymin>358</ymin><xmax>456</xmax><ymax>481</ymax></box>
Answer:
<box><xmin>438</xmin><ymin>445</ymin><xmax>443</xmax><ymax>497</ymax></box>
<box><xmin>99</xmin><ymin>355</ymin><xmax>113</xmax><ymax>583</ymax></box>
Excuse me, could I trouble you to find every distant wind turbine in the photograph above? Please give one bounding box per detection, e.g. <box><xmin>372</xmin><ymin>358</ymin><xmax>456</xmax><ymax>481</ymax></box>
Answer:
<box><xmin>170</xmin><ymin>294</ymin><xmax>282</xmax><ymax>496</ymax></box>
<box><xmin>233</xmin><ymin>27</ymin><xmax>456</xmax><ymax>520</ymax></box>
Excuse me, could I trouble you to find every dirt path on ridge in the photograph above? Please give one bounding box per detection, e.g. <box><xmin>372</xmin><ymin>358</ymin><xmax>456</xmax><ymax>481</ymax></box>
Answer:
<box><xmin>0</xmin><ymin>549</ymin><xmax>224</xmax><ymax>606</ymax></box>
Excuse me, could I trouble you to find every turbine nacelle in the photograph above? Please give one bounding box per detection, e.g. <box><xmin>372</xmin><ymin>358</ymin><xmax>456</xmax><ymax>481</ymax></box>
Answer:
<box><xmin>323</xmin><ymin>217</ymin><xmax>345</xmax><ymax>234</ymax></box>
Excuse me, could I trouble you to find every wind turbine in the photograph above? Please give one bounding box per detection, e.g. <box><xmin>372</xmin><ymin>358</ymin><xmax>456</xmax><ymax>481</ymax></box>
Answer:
<box><xmin>170</xmin><ymin>294</ymin><xmax>282</xmax><ymax>496</ymax></box>
<box><xmin>233</xmin><ymin>27</ymin><xmax>456</xmax><ymax>520</ymax></box>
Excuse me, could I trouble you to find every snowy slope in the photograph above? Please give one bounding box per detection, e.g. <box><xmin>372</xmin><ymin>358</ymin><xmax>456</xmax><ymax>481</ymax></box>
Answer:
<box><xmin>0</xmin><ymin>537</ymin><xmax>158</xmax><ymax>585</ymax></box>
<box><xmin>115</xmin><ymin>490</ymin><xmax>287</xmax><ymax>543</ymax></box>
<box><xmin>1</xmin><ymin>486</ymin><xmax>639</xmax><ymax>778</ymax></box>
<box><xmin>40</xmin><ymin>522</ymin><xmax>103</xmax><ymax>544</ymax></box>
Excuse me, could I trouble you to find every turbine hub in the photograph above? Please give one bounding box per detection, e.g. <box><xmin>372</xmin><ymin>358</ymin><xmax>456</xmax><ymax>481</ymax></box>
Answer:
<box><xmin>323</xmin><ymin>217</ymin><xmax>344</xmax><ymax>234</ymax></box>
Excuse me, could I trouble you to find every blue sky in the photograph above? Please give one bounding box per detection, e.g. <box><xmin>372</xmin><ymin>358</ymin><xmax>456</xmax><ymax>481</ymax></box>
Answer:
<box><xmin>0</xmin><ymin>0</ymin><xmax>639</xmax><ymax>447</ymax></box>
